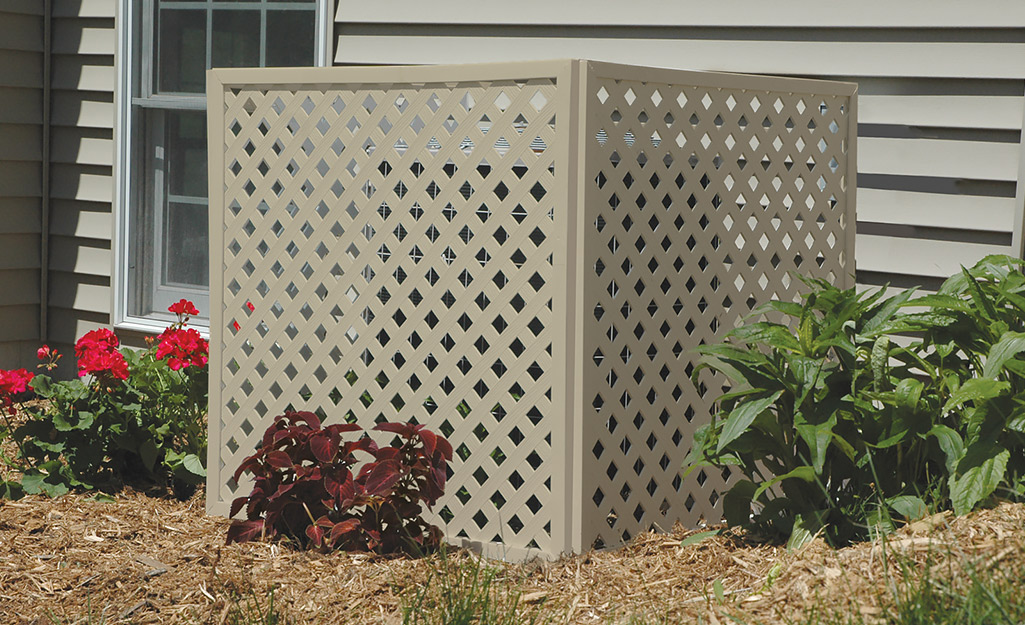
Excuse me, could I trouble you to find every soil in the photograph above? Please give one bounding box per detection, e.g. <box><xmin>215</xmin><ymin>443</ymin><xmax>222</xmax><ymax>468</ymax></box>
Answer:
<box><xmin>0</xmin><ymin>488</ymin><xmax>1022</xmax><ymax>625</ymax></box>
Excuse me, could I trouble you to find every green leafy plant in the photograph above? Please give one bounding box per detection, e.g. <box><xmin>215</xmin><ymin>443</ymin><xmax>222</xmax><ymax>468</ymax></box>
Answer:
<box><xmin>686</xmin><ymin>257</ymin><xmax>1025</xmax><ymax>545</ymax></box>
<box><xmin>227</xmin><ymin>411</ymin><xmax>452</xmax><ymax>555</ymax></box>
<box><xmin>5</xmin><ymin>299</ymin><xmax>208</xmax><ymax>498</ymax></box>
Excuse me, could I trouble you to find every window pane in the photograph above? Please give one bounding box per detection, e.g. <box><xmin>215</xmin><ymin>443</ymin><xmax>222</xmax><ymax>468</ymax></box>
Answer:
<box><xmin>167</xmin><ymin>111</ymin><xmax>208</xmax><ymax>204</ymax></box>
<box><xmin>157</xmin><ymin>8</ymin><xmax>206</xmax><ymax>94</ymax></box>
<box><xmin>212</xmin><ymin>10</ymin><xmax>261</xmax><ymax>68</ymax></box>
<box><xmin>266</xmin><ymin>12</ymin><xmax>315</xmax><ymax>66</ymax></box>
<box><xmin>164</xmin><ymin>201</ymin><xmax>209</xmax><ymax>287</ymax></box>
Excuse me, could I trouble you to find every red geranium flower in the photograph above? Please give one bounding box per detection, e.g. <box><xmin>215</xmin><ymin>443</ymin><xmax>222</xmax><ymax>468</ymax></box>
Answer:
<box><xmin>75</xmin><ymin>328</ymin><xmax>128</xmax><ymax>380</ymax></box>
<box><xmin>156</xmin><ymin>327</ymin><xmax>209</xmax><ymax>371</ymax></box>
<box><xmin>169</xmin><ymin>299</ymin><xmax>200</xmax><ymax>317</ymax></box>
<box><xmin>0</xmin><ymin>368</ymin><xmax>34</xmax><ymax>396</ymax></box>
<box><xmin>74</xmin><ymin>328</ymin><xmax>120</xmax><ymax>358</ymax></box>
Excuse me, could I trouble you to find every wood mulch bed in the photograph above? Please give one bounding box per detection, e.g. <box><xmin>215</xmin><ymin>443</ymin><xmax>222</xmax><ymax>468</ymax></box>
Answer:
<box><xmin>0</xmin><ymin>488</ymin><xmax>1022</xmax><ymax>624</ymax></box>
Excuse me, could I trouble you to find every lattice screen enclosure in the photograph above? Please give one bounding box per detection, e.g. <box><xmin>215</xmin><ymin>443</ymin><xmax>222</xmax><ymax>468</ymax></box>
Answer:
<box><xmin>206</xmin><ymin>60</ymin><xmax>856</xmax><ymax>560</ymax></box>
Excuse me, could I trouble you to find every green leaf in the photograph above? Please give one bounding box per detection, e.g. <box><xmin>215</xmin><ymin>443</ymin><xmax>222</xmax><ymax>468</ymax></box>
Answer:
<box><xmin>753</xmin><ymin>466</ymin><xmax>816</xmax><ymax>501</ymax></box>
<box><xmin>787</xmin><ymin>511</ymin><xmax>826</xmax><ymax>552</ymax></box>
<box><xmin>887</xmin><ymin>495</ymin><xmax>928</xmax><ymax>521</ymax></box>
<box><xmin>942</xmin><ymin>378</ymin><xmax>1010</xmax><ymax>414</ymax></box>
<box><xmin>870</xmin><ymin>336</ymin><xmax>890</xmax><ymax>388</ymax></box>
<box><xmin>716</xmin><ymin>391</ymin><xmax>783</xmax><ymax>454</ymax></box>
<box><xmin>795</xmin><ymin>415</ymin><xmax>835</xmax><ymax>475</ymax></box>
<box><xmin>139</xmin><ymin>438</ymin><xmax>159</xmax><ymax>473</ymax></box>
<box><xmin>926</xmin><ymin>424</ymin><xmax>963</xmax><ymax>471</ymax></box>
<box><xmin>712</xmin><ymin>579</ymin><xmax>725</xmax><ymax>603</ymax></box>
<box><xmin>722</xmin><ymin>480</ymin><xmax>757</xmax><ymax>527</ymax></box>
<box><xmin>85</xmin><ymin>493</ymin><xmax>117</xmax><ymax>503</ymax></box>
<box><xmin>894</xmin><ymin>378</ymin><xmax>924</xmax><ymax>413</ymax></box>
<box><xmin>950</xmin><ymin>444</ymin><xmax>1009</xmax><ymax>515</ymax></box>
<box><xmin>181</xmin><ymin>453</ymin><xmax>206</xmax><ymax>478</ymax></box>
<box><xmin>983</xmin><ymin>331</ymin><xmax>1025</xmax><ymax>378</ymax></box>
<box><xmin>679</xmin><ymin>529</ymin><xmax>720</xmax><ymax>547</ymax></box>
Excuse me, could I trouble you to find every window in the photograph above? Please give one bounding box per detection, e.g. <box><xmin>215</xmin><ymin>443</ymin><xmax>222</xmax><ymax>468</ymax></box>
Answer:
<box><xmin>119</xmin><ymin>0</ymin><xmax>325</xmax><ymax>328</ymax></box>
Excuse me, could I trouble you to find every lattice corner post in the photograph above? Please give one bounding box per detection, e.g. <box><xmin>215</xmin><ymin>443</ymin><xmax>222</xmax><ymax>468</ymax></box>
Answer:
<box><xmin>205</xmin><ymin>60</ymin><xmax>857</xmax><ymax>561</ymax></box>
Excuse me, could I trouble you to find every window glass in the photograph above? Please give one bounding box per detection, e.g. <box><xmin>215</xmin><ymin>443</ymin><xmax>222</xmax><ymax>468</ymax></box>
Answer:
<box><xmin>128</xmin><ymin>0</ymin><xmax>318</xmax><ymax>323</ymax></box>
<box><xmin>157</xmin><ymin>9</ymin><xmax>206</xmax><ymax>94</ymax></box>
<box><xmin>266</xmin><ymin>12</ymin><xmax>315</xmax><ymax>66</ymax></box>
<box><xmin>212</xmin><ymin>10</ymin><xmax>261</xmax><ymax>68</ymax></box>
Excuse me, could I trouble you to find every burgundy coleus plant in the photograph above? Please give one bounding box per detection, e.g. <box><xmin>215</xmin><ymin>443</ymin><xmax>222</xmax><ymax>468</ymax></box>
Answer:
<box><xmin>226</xmin><ymin>411</ymin><xmax>452</xmax><ymax>555</ymax></box>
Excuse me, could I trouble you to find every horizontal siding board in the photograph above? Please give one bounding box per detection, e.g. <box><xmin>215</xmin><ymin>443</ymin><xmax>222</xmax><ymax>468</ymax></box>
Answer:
<box><xmin>0</xmin><ymin>306</ymin><xmax>39</xmax><ymax>343</ymax></box>
<box><xmin>856</xmin><ymin>233</ymin><xmax>1011</xmax><ymax>277</ymax></box>
<box><xmin>0</xmin><ymin>87</ymin><xmax>43</xmax><ymax>124</ymax></box>
<box><xmin>46</xmin><ymin>307</ymin><xmax>108</xmax><ymax>345</ymax></box>
<box><xmin>51</xmin><ymin>57</ymin><xmax>115</xmax><ymax>93</ymax></box>
<box><xmin>0</xmin><ymin>198</ymin><xmax>41</xmax><ymax>234</ymax></box>
<box><xmin>48</xmin><ymin>235</ymin><xmax>111</xmax><ymax>276</ymax></box>
<box><xmin>47</xmin><ymin>272</ymin><xmax>111</xmax><ymax>315</ymax></box>
<box><xmin>857</xmin><ymin>188</ymin><xmax>1015</xmax><ymax>232</ymax></box>
<box><xmin>858</xmin><ymin>94</ymin><xmax>1024</xmax><ymax>130</ymax></box>
<box><xmin>0</xmin><ymin>161</ymin><xmax>42</xmax><ymax>198</ymax></box>
<box><xmin>332</xmin><ymin>36</ymin><xmax>1025</xmax><ymax>79</ymax></box>
<box><xmin>0</xmin><ymin>269</ymin><xmax>41</xmax><ymax>306</ymax></box>
<box><xmin>51</xmin><ymin>94</ymin><xmax>114</xmax><ymax>129</ymax></box>
<box><xmin>50</xmin><ymin>165</ymin><xmax>113</xmax><ymax>203</ymax></box>
<box><xmin>858</xmin><ymin>137</ymin><xmax>1020</xmax><ymax>181</ymax></box>
<box><xmin>0</xmin><ymin>123</ymin><xmax>43</xmax><ymax>161</ymax></box>
<box><xmin>51</xmin><ymin>22</ymin><xmax>117</xmax><ymax>56</ymax></box>
<box><xmin>53</xmin><ymin>0</ymin><xmax>117</xmax><ymax>19</ymax></box>
<box><xmin>0</xmin><ymin>233</ymin><xmax>40</xmax><ymax>270</ymax></box>
<box><xmin>50</xmin><ymin>128</ymin><xmax>115</xmax><ymax>166</ymax></box>
<box><xmin>0</xmin><ymin>341</ymin><xmax>45</xmax><ymax>370</ymax></box>
<box><xmin>0</xmin><ymin>49</ymin><xmax>42</xmax><ymax>88</ymax></box>
<box><xmin>0</xmin><ymin>11</ymin><xmax>44</xmax><ymax>52</ymax></box>
<box><xmin>49</xmin><ymin>200</ymin><xmax>112</xmax><ymax>240</ymax></box>
<box><xmin>334</xmin><ymin>0</ymin><xmax>1025</xmax><ymax>28</ymax></box>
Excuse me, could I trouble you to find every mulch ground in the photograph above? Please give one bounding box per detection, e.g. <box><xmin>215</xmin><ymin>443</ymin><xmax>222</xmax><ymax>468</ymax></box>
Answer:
<box><xmin>0</xmin><ymin>488</ymin><xmax>1022</xmax><ymax>625</ymax></box>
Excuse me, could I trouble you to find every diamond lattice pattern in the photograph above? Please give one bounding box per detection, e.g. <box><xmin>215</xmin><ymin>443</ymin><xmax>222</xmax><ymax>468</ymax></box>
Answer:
<box><xmin>217</xmin><ymin>79</ymin><xmax>560</xmax><ymax>554</ymax></box>
<box><xmin>209</xmin><ymin>62</ymin><xmax>853</xmax><ymax>558</ymax></box>
<box><xmin>581</xmin><ymin>75</ymin><xmax>850</xmax><ymax>548</ymax></box>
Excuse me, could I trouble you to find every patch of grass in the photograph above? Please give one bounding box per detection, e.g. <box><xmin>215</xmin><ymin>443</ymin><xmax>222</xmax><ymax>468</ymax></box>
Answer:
<box><xmin>221</xmin><ymin>584</ymin><xmax>289</xmax><ymax>625</ymax></box>
<box><xmin>401</xmin><ymin>549</ymin><xmax>548</xmax><ymax>625</ymax></box>
<box><xmin>797</xmin><ymin>540</ymin><xmax>1025</xmax><ymax>625</ymax></box>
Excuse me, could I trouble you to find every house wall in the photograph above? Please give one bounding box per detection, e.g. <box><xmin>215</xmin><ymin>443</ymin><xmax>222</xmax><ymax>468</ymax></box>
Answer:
<box><xmin>332</xmin><ymin>0</ymin><xmax>1025</xmax><ymax>294</ymax></box>
<box><xmin>45</xmin><ymin>0</ymin><xmax>117</xmax><ymax>359</ymax></box>
<box><xmin>0</xmin><ymin>1</ymin><xmax>44</xmax><ymax>368</ymax></box>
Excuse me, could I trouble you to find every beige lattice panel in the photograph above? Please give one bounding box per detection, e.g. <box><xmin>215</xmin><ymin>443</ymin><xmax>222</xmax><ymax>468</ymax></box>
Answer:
<box><xmin>206</xmin><ymin>60</ymin><xmax>856</xmax><ymax>559</ymax></box>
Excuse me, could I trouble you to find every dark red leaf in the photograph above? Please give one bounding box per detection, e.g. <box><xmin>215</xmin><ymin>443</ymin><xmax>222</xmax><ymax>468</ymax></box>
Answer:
<box><xmin>265</xmin><ymin>450</ymin><xmax>292</xmax><ymax>469</ymax></box>
<box><xmin>309</xmin><ymin>432</ymin><xmax>337</xmax><ymax>464</ymax></box>
<box><xmin>290</xmin><ymin>411</ymin><xmax>322</xmax><ymax>430</ymax></box>
<box><xmin>232</xmin><ymin>456</ymin><xmax>261</xmax><ymax>482</ymax></box>
<box><xmin>364</xmin><ymin>460</ymin><xmax>401</xmax><ymax>496</ymax></box>
<box><xmin>226</xmin><ymin>519</ymin><xmax>265</xmax><ymax>544</ymax></box>
<box><xmin>229</xmin><ymin>496</ymin><xmax>248</xmax><ymax>519</ymax></box>
<box><xmin>305</xmin><ymin>524</ymin><xmax>325</xmax><ymax>546</ymax></box>
<box><xmin>375</xmin><ymin>447</ymin><xmax>401</xmax><ymax>462</ymax></box>
<box><xmin>435</xmin><ymin>436</ymin><xmax>453</xmax><ymax>461</ymax></box>
<box><xmin>418</xmin><ymin>429</ymin><xmax>438</xmax><ymax>457</ymax></box>
<box><xmin>373</xmin><ymin>422</ymin><xmax>414</xmax><ymax>437</ymax></box>
<box><xmin>325</xmin><ymin>423</ymin><xmax>363</xmax><ymax>435</ymax></box>
<box><xmin>329</xmin><ymin>519</ymin><xmax>360</xmax><ymax>542</ymax></box>
<box><xmin>323</xmin><ymin>469</ymin><xmax>354</xmax><ymax>501</ymax></box>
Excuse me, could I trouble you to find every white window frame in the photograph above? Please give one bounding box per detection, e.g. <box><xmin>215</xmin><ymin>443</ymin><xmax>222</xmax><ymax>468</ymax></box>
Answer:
<box><xmin>113</xmin><ymin>0</ymin><xmax>333</xmax><ymax>335</ymax></box>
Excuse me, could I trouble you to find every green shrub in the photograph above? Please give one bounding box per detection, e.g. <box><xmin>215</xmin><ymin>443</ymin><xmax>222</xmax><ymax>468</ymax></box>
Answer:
<box><xmin>686</xmin><ymin>256</ymin><xmax>1025</xmax><ymax>546</ymax></box>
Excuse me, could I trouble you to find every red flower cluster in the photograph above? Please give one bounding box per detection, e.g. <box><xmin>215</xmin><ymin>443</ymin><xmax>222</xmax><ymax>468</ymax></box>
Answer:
<box><xmin>0</xmin><ymin>368</ymin><xmax>34</xmax><ymax>406</ymax></box>
<box><xmin>169</xmin><ymin>298</ymin><xmax>200</xmax><ymax>319</ymax></box>
<box><xmin>156</xmin><ymin>327</ymin><xmax>209</xmax><ymax>371</ymax></box>
<box><xmin>75</xmin><ymin>328</ymin><xmax>129</xmax><ymax>381</ymax></box>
